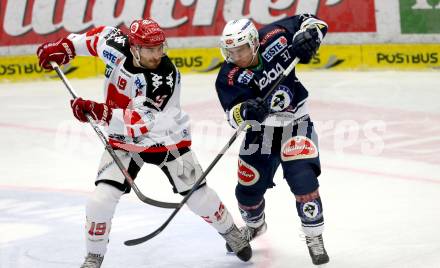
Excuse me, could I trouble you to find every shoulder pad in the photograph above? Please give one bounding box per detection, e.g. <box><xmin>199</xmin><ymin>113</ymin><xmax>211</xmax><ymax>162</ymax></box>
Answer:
<box><xmin>106</xmin><ymin>31</ymin><xmax>130</xmax><ymax>54</ymax></box>
<box><xmin>259</xmin><ymin>26</ymin><xmax>287</xmax><ymax>46</ymax></box>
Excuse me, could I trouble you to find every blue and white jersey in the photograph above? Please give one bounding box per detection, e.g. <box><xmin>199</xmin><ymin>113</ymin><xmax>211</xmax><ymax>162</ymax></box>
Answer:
<box><xmin>215</xmin><ymin>14</ymin><xmax>328</xmax><ymax>127</ymax></box>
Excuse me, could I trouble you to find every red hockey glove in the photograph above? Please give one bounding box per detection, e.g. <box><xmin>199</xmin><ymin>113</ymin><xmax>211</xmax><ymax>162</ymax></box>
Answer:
<box><xmin>36</xmin><ymin>37</ymin><xmax>76</xmax><ymax>69</ymax></box>
<box><xmin>70</xmin><ymin>98</ymin><xmax>113</xmax><ymax>124</ymax></box>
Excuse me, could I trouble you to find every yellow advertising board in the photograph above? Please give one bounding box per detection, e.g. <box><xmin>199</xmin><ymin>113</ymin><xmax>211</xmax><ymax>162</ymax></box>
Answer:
<box><xmin>0</xmin><ymin>55</ymin><xmax>99</xmax><ymax>82</ymax></box>
<box><xmin>362</xmin><ymin>44</ymin><xmax>440</xmax><ymax>70</ymax></box>
<box><xmin>1</xmin><ymin>44</ymin><xmax>439</xmax><ymax>82</ymax></box>
<box><xmin>296</xmin><ymin>44</ymin><xmax>440</xmax><ymax>70</ymax></box>
<box><xmin>167</xmin><ymin>48</ymin><xmax>223</xmax><ymax>73</ymax></box>
<box><xmin>296</xmin><ymin>45</ymin><xmax>363</xmax><ymax>70</ymax></box>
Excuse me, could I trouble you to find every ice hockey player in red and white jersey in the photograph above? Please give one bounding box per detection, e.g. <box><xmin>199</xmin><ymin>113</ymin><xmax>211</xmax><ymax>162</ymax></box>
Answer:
<box><xmin>36</xmin><ymin>18</ymin><xmax>251</xmax><ymax>267</ymax></box>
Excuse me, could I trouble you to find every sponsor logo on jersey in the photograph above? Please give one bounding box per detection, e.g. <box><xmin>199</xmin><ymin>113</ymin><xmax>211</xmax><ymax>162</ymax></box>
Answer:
<box><xmin>227</xmin><ymin>66</ymin><xmax>240</xmax><ymax>86</ymax></box>
<box><xmin>258</xmin><ymin>62</ymin><xmax>284</xmax><ymax>89</ymax></box>
<box><xmin>281</xmin><ymin>136</ymin><xmax>318</xmax><ymax>161</ymax></box>
<box><xmin>262</xmin><ymin>36</ymin><xmax>288</xmax><ymax>62</ymax></box>
<box><xmin>103</xmin><ymin>49</ymin><xmax>118</xmax><ymax>64</ymax></box>
<box><xmin>113</xmin><ymin>36</ymin><xmax>127</xmax><ymax>46</ymax></box>
<box><xmin>166</xmin><ymin>71</ymin><xmax>174</xmax><ymax>88</ymax></box>
<box><xmin>260</xmin><ymin>28</ymin><xmax>286</xmax><ymax>46</ymax></box>
<box><xmin>135</xmin><ymin>76</ymin><xmax>145</xmax><ymax>92</ymax></box>
<box><xmin>104</xmin><ymin>28</ymin><xmax>121</xmax><ymax>40</ymax></box>
<box><xmin>104</xmin><ymin>65</ymin><xmax>113</xmax><ymax>78</ymax></box>
<box><xmin>237</xmin><ymin>158</ymin><xmax>260</xmax><ymax>186</ymax></box>
<box><xmin>151</xmin><ymin>72</ymin><xmax>163</xmax><ymax>92</ymax></box>
<box><xmin>149</xmin><ymin>71</ymin><xmax>174</xmax><ymax>93</ymax></box>
<box><xmin>237</xmin><ymin>69</ymin><xmax>254</xmax><ymax>85</ymax></box>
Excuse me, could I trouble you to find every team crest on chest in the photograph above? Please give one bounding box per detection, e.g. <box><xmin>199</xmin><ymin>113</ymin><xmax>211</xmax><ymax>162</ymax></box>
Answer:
<box><xmin>267</xmin><ymin>85</ymin><xmax>294</xmax><ymax>112</ymax></box>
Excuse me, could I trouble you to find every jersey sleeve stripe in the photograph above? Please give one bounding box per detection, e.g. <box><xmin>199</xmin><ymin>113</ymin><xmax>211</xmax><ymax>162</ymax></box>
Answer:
<box><xmin>85</xmin><ymin>26</ymin><xmax>105</xmax><ymax>56</ymax></box>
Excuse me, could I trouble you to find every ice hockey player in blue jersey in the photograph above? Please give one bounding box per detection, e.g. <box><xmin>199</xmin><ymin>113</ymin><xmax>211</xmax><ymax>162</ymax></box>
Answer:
<box><xmin>215</xmin><ymin>14</ymin><xmax>330</xmax><ymax>265</ymax></box>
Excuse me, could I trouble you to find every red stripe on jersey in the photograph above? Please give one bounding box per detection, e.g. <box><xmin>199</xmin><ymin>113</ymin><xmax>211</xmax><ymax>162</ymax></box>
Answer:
<box><xmin>109</xmin><ymin>140</ymin><xmax>192</xmax><ymax>153</ymax></box>
<box><xmin>123</xmin><ymin>110</ymin><xmax>144</xmax><ymax>125</ymax></box>
<box><xmin>92</xmin><ymin>36</ymin><xmax>99</xmax><ymax>56</ymax></box>
<box><xmin>85</xmin><ymin>26</ymin><xmax>105</xmax><ymax>56</ymax></box>
<box><xmin>122</xmin><ymin>110</ymin><xmax>146</xmax><ymax>137</ymax></box>
<box><xmin>128</xmin><ymin>127</ymin><xmax>135</xmax><ymax>138</ymax></box>
<box><xmin>86</xmin><ymin>39</ymin><xmax>97</xmax><ymax>56</ymax></box>
<box><xmin>87</xmin><ymin>26</ymin><xmax>106</xmax><ymax>36</ymax></box>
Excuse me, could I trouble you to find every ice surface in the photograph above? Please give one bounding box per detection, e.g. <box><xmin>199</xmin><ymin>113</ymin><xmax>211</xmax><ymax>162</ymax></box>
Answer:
<box><xmin>1</xmin><ymin>71</ymin><xmax>439</xmax><ymax>267</ymax></box>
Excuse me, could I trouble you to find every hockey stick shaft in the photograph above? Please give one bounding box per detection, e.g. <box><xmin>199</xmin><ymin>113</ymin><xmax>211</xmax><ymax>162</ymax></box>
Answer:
<box><xmin>124</xmin><ymin>57</ymin><xmax>300</xmax><ymax>246</ymax></box>
<box><xmin>50</xmin><ymin>62</ymin><xmax>179</xmax><ymax>209</ymax></box>
<box><xmin>125</xmin><ymin>122</ymin><xmax>247</xmax><ymax>246</ymax></box>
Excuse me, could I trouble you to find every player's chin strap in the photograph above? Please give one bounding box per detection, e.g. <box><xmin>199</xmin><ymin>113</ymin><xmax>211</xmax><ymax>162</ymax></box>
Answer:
<box><xmin>131</xmin><ymin>47</ymin><xmax>143</xmax><ymax>68</ymax></box>
<box><xmin>248</xmin><ymin>42</ymin><xmax>260</xmax><ymax>67</ymax></box>
<box><xmin>49</xmin><ymin>61</ymin><xmax>180</xmax><ymax>209</ymax></box>
<box><xmin>124</xmin><ymin>57</ymin><xmax>301</xmax><ymax>247</ymax></box>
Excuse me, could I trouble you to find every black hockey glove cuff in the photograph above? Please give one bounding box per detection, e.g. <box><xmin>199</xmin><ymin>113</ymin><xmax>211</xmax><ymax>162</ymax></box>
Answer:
<box><xmin>292</xmin><ymin>26</ymin><xmax>321</xmax><ymax>63</ymax></box>
<box><xmin>241</xmin><ymin>98</ymin><xmax>269</xmax><ymax>123</ymax></box>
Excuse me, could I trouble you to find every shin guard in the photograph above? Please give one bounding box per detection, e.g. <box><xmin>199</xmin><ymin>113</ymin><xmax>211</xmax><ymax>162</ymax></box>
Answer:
<box><xmin>85</xmin><ymin>183</ymin><xmax>123</xmax><ymax>256</ymax></box>
<box><xmin>185</xmin><ymin>185</ymin><xmax>233</xmax><ymax>233</ymax></box>
<box><xmin>295</xmin><ymin>190</ymin><xmax>324</xmax><ymax>237</ymax></box>
<box><xmin>238</xmin><ymin>199</ymin><xmax>265</xmax><ymax>228</ymax></box>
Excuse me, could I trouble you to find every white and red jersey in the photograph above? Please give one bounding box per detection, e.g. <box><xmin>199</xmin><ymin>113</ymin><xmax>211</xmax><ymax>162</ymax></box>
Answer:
<box><xmin>68</xmin><ymin>26</ymin><xmax>191</xmax><ymax>152</ymax></box>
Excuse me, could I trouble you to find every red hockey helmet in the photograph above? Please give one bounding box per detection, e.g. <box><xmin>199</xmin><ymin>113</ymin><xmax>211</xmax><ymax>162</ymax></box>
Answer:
<box><xmin>128</xmin><ymin>19</ymin><xmax>165</xmax><ymax>47</ymax></box>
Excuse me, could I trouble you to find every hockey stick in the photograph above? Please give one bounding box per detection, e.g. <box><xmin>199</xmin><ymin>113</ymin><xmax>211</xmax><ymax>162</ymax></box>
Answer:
<box><xmin>50</xmin><ymin>62</ymin><xmax>180</xmax><ymax>209</ymax></box>
<box><xmin>124</xmin><ymin>57</ymin><xmax>301</xmax><ymax>246</ymax></box>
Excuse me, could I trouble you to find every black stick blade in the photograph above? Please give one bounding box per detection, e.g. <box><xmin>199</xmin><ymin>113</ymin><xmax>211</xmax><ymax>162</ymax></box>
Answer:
<box><xmin>124</xmin><ymin>226</ymin><xmax>164</xmax><ymax>246</ymax></box>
